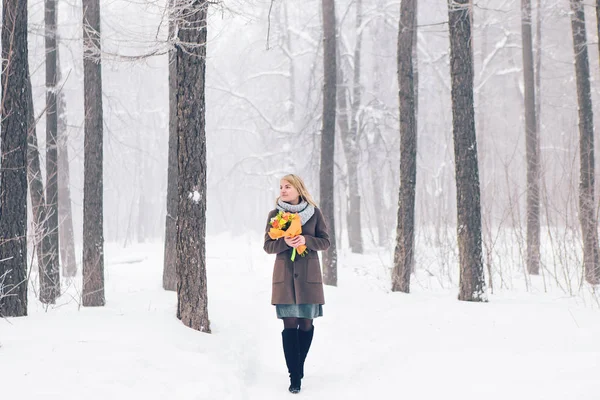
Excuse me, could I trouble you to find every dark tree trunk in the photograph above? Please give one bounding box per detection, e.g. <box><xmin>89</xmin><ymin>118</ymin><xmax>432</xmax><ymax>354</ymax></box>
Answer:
<box><xmin>56</xmin><ymin>46</ymin><xmax>77</xmax><ymax>278</ymax></box>
<box><xmin>392</xmin><ymin>0</ymin><xmax>417</xmax><ymax>293</ymax></box>
<box><xmin>570</xmin><ymin>0</ymin><xmax>600</xmax><ymax>284</ymax></box>
<box><xmin>0</xmin><ymin>0</ymin><xmax>29</xmax><ymax>317</ymax></box>
<box><xmin>522</xmin><ymin>0</ymin><xmax>540</xmax><ymax>275</ymax></box>
<box><xmin>45</xmin><ymin>0</ymin><xmax>61</xmax><ymax>286</ymax></box>
<box><xmin>535</xmin><ymin>0</ymin><xmax>542</xmax><ymax>130</ymax></box>
<box><xmin>27</xmin><ymin>77</ymin><xmax>60</xmax><ymax>304</ymax></box>
<box><xmin>82</xmin><ymin>0</ymin><xmax>105</xmax><ymax>306</ymax></box>
<box><xmin>163</xmin><ymin>0</ymin><xmax>178</xmax><ymax>291</ymax></box>
<box><xmin>175</xmin><ymin>0</ymin><xmax>211</xmax><ymax>332</ymax></box>
<box><xmin>347</xmin><ymin>0</ymin><xmax>363</xmax><ymax>254</ymax></box>
<box><xmin>447</xmin><ymin>0</ymin><xmax>487</xmax><ymax>302</ymax></box>
<box><xmin>321</xmin><ymin>0</ymin><xmax>338</xmax><ymax>286</ymax></box>
<box><xmin>412</xmin><ymin>4</ymin><xmax>418</xmax><ymax>144</ymax></box>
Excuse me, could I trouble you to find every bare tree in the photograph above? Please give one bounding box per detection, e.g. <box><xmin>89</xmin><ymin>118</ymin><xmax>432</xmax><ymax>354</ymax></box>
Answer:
<box><xmin>27</xmin><ymin>76</ymin><xmax>60</xmax><ymax>304</ymax></box>
<box><xmin>82</xmin><ymin>0</ymin><xmax>105</xmax><ymax>306</ymax></box>
<box><xmin>174</xmin><ymin>0</ymin><xmax>211</xmax><ymax>332</ymax></box>
<box><xmin>392</xmin><ymin>0</ymin><xmax>417</xmax><ymax>293</ymax></box>
<box><xmin>336</xmin><ymin>0</ymin><xmax>363</xmax><ymax>254</ymax></box>
<box><xmin>163</xmin><ymin>0</ymin><xmax>178</xmax><ymax>291</ymax></box>
<box><xmin>597</xmin><ymin>0</ymin><xmax>600</xmax><ymax>72</ymax></box>
<box><xmin>521</xmin><ymin>0</ymin><xmax>540</xmax><ymax>275</ymax></box>
<box><xmin>45</xmin><ymin>0</ymin><xmax>61</xmax><ymax>285</ymax></box>
<box><xmin>570</xmin><ymin>0</ymin><xmax>600</xmax><ymax>284</ymax></box>
<box><xmin>447</xmin><ymin>0</ymin><xmax>487</xmax><ymax>302</ymax></box>
<box><xmin>0</xmin><ymin>0</ymin><xmax>29</xmax><ymax>317</ymax></box>
<box><xmin>321</xmin><ymin>0</ymin><xmax>338</xmax><ymax>286</ymax></box>
<box><xmin>56</xmin><ymin>46</ymin><xmax>77</xmax><ymax>278</ymax></box>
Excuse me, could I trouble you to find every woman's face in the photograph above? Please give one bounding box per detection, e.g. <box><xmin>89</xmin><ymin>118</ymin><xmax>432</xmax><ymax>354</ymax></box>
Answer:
<box><xmin>280</xmin><ymin>180</ymin><xmax>300</xmax><ymax>204</ymax></box>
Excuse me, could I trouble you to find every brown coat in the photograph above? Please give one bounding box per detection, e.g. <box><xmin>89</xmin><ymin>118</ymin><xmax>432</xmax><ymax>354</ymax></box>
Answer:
<box><xmin>263</xmin><ymin>207</ymin><xmax>330</xmax><ymax>305</ymax></box>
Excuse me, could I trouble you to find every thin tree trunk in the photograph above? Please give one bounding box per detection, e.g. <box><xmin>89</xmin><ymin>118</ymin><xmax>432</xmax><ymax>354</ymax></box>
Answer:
<box><xmin>534</xmin><ymin>0</ymin><xmax>542</xmax><ymax>246</ymax></box>
<box><xmin>163</xmin><ymin>0</ymin><xmax>178</xmax><ymax>291</ymax></box>
<box><xmin>175</xmin><ymin>0</ymin><xmax>211</xmax><ymax>332</ymax></box>
<box><xmin>45</xmin><ymin>0</ymin><xmax>61</xmax><ymax>290</ymax></box>
<box><xmin>392</xmin><ymin>0</ymin><xmax>417</xmax><ymax>293</ymax></box>
<box><xmin>347</xmin><ymin>0</ymin><xmax>363</xmax><ymax>254</ymax></box>
<box><xmin>597</xmin><ymin>0</ymin><xmax>600</xmax><ymax>72</ymax></box>
<box><xmin>369</xmin><ymin>7</ymin><xmax>388</xmax><ymax>247</ymax></box>
<box><xmin>570</xmin><ymin>0</ymin><xmax>600</xmax><ymax>284</ymax></box>
<box><xmin>335</xmin><ymin>60</ymin><xmax>362</xmax><ymax>255</ymax></box>
<box><xmin>369</xmin><ymin>132</ymin><xmax>388</xmax><ymax>247</ymax></box>
<box><xmin>447</xmin><ymin>0</ymin><xmax>487</xmax><ymax>302</ymax></box>
<box><xmin>335</xmin><ymin>3</ymin><xmax>363</xmax><ymax>255</ymax></box>
<box><xmin>535</xmin><ymin>0</ymin><xmax>542</xmax><ymax>130</ymax></box>
<box><xmin>82</xmin><ymin>0</ymin><xmax>105</xmax><ymax>306</ymax></box>
<box><xmin>522</xmin><ymin>0</ymin><xmax>540</xmax><ymax>275</ymax></box>
<box><xmin>0</xmin><ymin>0</ymin><xmax>29</xmax><ymax>317</ymax></box>
<box><xmin>321</xmin><ymin>0</ymin><xmax>338</xmax><ymax>286</ymax></box>
<box><xmin>412</xmin><ymin>4</ymin><xmax>418</xmax><ymax>146</ymax></box>
<box><xmin>56</xmin><ymin>46</ymin><xmax>77</xmax><ymax>278</ymax></box>
<box><xmin>27</xmin><ymin>77</ymin><xmax>59</xmax><ymax>304</ymax></box>
<box><xmin>282</xmin><ymin>1</ymin><xmax>296</xmax><ymax>122</ymax></box>
<box><xmin>136</xmin><ymin>134</ymin><xmax>149</xmax><ymax>243</ymax></box>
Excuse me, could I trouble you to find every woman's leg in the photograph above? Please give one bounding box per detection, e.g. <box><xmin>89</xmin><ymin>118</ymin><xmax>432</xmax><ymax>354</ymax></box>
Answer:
<box><xmin>298</xmin><ymin>318</ymin><xmax>313</xmax><ymax>332</ymax></box>
<box><xmin>297</xmin><ymin>318</ymin><xmax>314</xmax><ymax>379</ymax></box>
<box><xmin>281</xmin><ymin>318</ymin><xmax>301</xmax><ymax>392</ymax></box>
<box><xmin>282</xmin><ymin>317</ymin><xmax>299</xmax><ymax>329</ymax></box>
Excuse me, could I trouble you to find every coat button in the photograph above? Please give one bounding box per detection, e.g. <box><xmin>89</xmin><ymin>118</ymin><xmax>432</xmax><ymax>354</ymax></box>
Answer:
<box><xmin>294</xmin><ymin>273</ymin><xmax>299</xmax><ymax>278</ymax></box>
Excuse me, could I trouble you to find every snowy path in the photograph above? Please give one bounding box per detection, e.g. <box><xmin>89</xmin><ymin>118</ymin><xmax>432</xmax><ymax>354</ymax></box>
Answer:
<box><xmin>1</xmin><ymin>239</ymin><xmax>599</xmax><ymax>399</ymax></box>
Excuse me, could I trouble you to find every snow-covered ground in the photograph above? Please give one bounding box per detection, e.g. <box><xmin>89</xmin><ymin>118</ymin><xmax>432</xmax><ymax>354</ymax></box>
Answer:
<box><xmin>2</xmin><ymin>234</ymin><xmax>599</xmax><ymax>399</ymax></box>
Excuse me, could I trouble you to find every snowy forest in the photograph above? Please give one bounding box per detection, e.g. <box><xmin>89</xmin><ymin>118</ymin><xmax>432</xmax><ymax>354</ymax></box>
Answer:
<box><xmin>1</xmin><ymin>0</ymin><xmax>599</xmax><ymax>398</ymax></box>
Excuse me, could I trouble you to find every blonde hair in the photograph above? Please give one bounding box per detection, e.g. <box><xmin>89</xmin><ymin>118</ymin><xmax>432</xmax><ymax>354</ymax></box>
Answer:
<box><xmin>277</xmin><ymin>174</ymin><xmax>318</xmax><ymax>207</ymax></box>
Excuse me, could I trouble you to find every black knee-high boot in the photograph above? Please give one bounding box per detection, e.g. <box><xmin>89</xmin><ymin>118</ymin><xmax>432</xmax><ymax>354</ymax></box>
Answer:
<box><xmin>282</xmin><ymin>328</ymin><xmax>301</xmax><ymax>393</ymax></box>
<box><xmin>298</xmin><ymin>326</ymin><xmax>314</xmax><ymax>379</ymax></box>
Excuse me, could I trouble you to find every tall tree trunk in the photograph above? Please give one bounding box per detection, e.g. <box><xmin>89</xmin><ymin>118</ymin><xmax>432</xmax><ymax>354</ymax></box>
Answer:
<box><xmin>597</xmin><ymin>0</ymin><xmax>600</xmax><ymax>72</ymax></box>
<box><xmin>347</xmin><ymin>0</ymin><xmax>364</xmax><ymax>254</ymax></box>
<box><xmin>447</xmin><ymin>0</ymin><xmax>487</xmax><ymax>302</ymax></box>
<box><xmin>82</xmin><ymin>0</ymin><xmax>105</xmax><ymax>306</ymax></box>
<box><xmin>45</xmin><ymin>0</ymin><xmax>61</xmax><ymax>290</ymax></box>
<box><xmin>175</xmin><ymin>0</ymin><xmax>211</xmax><ymax>332</ymax></box>
<box><xmin>0</xmin><ymin>0</ymin><xmax>29</xmax><ymax>317</ymax></box>
<box><xmin>27</xmin><ymin>77</ymin><xmax>60</xmax><ymax>304</ymax></box>
<box><xmin>57</xmin><ymin>46</ymin><xmax>78</xmax><ymax>278</ymax></box>
<box><xmin>570</xmin><ymin>0</ymin><xmax>600</xmax><ymax>284</ymax></box>
<box><xmin>321</xmin><ymin>0</ymin><xmax>338</xmax><ymax>286</ymax></box>
<box><xmin>522</xmin><ymin>0</ymin><xmax>540</xmax><ymax>275</ymax></box>
<box><xmin>412</xmin><ymin>4</ymin><xmax>418</xmax><ymax>144</ymax></box>
<box><xmin>336</xmin><ymin>0</ymin><xmax>363</xmax><ymax>255</ymax></box>
<box><xmin>392</xmin><ymin>0</ymin><xmax>417</xmax><ymax>293</ymax></box>
<box><xmin>369</xmin><ymin>6</ymin><xmax>388</xmax><ymax>247</ymax></box>
<box><xmin>535</xmin><ymin>0</ymin><xmax>542</xmax><ymax>130</ymax></box>
<box><xmin>163</xmin><ymin>0</ymin><xmax>178</xmax><ymax>291</ymax></box>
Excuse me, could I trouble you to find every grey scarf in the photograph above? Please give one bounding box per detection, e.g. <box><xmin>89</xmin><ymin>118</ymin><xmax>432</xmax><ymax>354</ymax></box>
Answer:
<box><xmin>277</xmin><ymin>199</ymin><xmax>315</xmax><ymax>226</ymax></box>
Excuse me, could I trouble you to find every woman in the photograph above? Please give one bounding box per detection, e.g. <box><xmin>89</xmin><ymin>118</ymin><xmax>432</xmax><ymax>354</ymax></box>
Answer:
<box><xmin>263</xmin><ymin>174</ymin><xmax>330</xmax><ymax>394</ymax></box>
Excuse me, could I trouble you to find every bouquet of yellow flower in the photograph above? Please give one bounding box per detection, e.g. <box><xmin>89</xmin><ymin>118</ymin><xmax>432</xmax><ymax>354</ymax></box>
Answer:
<box><xmin>268</xmin><ymin>211</ymin><xmax>307</xmax><ymax>261</ymax></box>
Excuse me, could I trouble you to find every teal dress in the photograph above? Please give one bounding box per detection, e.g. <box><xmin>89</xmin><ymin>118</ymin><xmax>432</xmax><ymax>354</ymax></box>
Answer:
<box><xmin>276</xmin><ymin>304</ymin><xmax>323</xmax><ymax>319</ymax></box>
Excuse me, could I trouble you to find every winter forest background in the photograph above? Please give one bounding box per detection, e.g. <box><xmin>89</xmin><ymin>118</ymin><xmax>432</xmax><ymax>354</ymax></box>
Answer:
<box><xmin>1</xmin><ymin>0</ymin><xmax>600</xmax><ymax>398</ymax></box>
<box><xmin>31</xmin><ymin>0</ymin><xmax>600</xmax><ymax>296</ymax></box>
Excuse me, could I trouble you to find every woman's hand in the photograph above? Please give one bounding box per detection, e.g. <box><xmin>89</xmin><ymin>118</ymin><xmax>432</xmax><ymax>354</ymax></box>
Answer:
<box><xmin>285</xmin><ymin>235</ymin><xmax>306</xmax><ymax>248</ymax></box>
